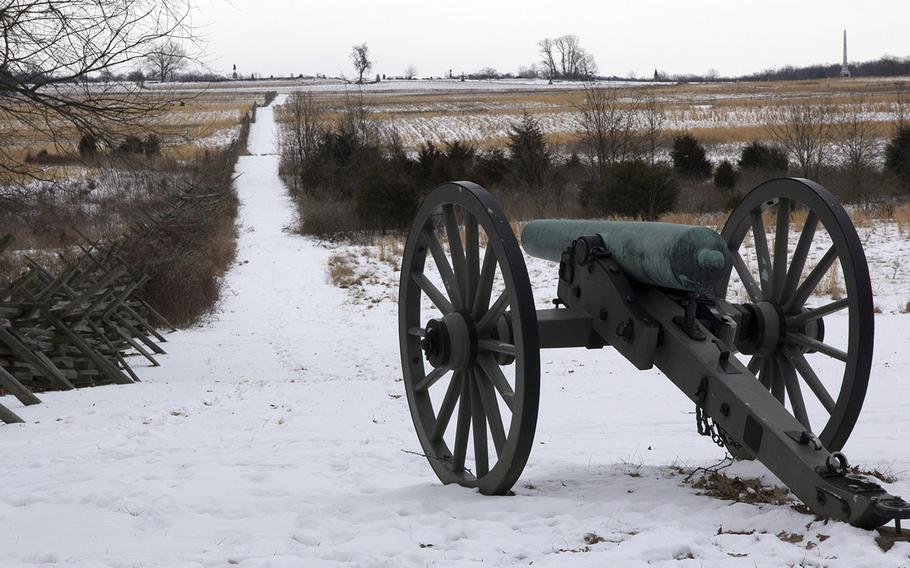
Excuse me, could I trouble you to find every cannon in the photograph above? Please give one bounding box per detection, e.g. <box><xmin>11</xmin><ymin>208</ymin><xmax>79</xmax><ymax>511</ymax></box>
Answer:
<box><xmin>397</xmin><ymin>177</ymin><xmax>910</xmax><ymax>532</ymax></box>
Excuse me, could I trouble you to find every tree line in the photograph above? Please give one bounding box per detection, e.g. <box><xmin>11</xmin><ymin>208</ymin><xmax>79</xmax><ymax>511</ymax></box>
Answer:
<box><xmin>279</xmin><ymin>85</ymin><xmax>910</xmax><ymax>235</ymax></box>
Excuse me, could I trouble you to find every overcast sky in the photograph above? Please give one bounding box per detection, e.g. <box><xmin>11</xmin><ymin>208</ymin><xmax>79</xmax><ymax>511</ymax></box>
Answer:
<box><xmin>194</xmin><ymin>0</ymin><xmax>908</xmax><ymax>79</ymax></box>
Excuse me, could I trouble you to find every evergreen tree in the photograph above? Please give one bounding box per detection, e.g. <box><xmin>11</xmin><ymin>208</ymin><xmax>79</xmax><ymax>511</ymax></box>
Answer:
<box><xmin>507</xmin><ymin>113</ymin><xmax>550</xmax><ymax>188</ymax></box>
<box><xmin>738</xmin><ymin>141</ymin><xmax>788</xmax><ymax>172</ymax></box>
<box><xmin>713</xmin><ymin>159</ymin><xmax>737</xmax><ymax>190</ymax></box>
<box><xmin>671</xmin><ymin>133</ymin><xmax>712</xmax><ymax>178</ymax></box>
<box><xmin>885</xmin><ymin>125</ymin><xmax>910</xmax><ymax>189</ymax></box>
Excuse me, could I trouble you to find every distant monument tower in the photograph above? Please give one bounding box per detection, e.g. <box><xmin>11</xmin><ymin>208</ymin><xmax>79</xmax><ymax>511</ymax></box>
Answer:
<box><xmin>840</xmin><ymin>30</ymin><xmax>851</xmax><ymax>78</ymax></box>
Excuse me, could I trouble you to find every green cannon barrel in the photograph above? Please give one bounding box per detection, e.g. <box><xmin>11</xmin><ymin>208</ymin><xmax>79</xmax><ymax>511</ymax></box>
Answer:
<box><xmin>521</xmin><ymin>219</ymin><xmax>731</xmax><ymax>293</ymax></box>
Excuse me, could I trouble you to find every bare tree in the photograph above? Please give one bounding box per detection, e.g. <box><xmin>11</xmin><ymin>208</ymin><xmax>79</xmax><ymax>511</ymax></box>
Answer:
<box><xmin>404</xmin><ymin>65</ymin><xmax>417</xmax><ymax>80</ymax></box>
<box><xmin>339</xmin><ymin>90</ymin><xmax>379</xmax><ymax>148</ymax></box>
<box><xmin>833</xmin><ymin>96</ymin><xmax>881</xmax><ymax>204</ymax></box>
<box><xmin>538</xmin><ymin>38</ymin><xmax>557</xmax><ymax>82</ymax></box>
<box><xmin>0</xmin><ymin>0</ymin><xmax>192</xmax><ymax>196</ymax></box>
<box><xmin>145</xmin><ymin>39</ymin><xmax>188</xmax><ymax>82</ymax></box>
<box><xmin>279</xmin><ymin>92</ymin><xmax>324</xmax><ymax>196</ymax></box>
<box><xmin>575</xmin><ymin>82</ymin><xmax>638</xmax><ymax>176</ymax></box>
<box><xmin>539</xmin><ymin>35</ymin><xmax>597</xmax><ymax>80</ymax></box>
<box><xmin>639</xmin><ymin>86</ymin><xmax>666</xmax><ymax>165</ymax></box>
<box><xmin>767</xmin><ymin>101</ymin><xmax>834</xmax><ymax>180</ymax></box>
<box><xmin>350</xmin><ymin>43</ymin><xmax>373</xmax><ymax>84</ymax></box>
<box><xmin>896</xmin><ymin>82</ymin><xmax>907</xmax><ymax>129</ymax></box>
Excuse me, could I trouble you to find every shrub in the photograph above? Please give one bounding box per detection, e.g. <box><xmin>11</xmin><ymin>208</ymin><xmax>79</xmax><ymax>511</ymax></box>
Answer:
<box><xmin>143</xmin><ymin>134</ymin><xmax>161</xmax><ymax>156</ymax></box>
<box><xmin>713</xmin><ymin>159</ymin><xmax>737</xmax><ymax>190</ymax></box>
<box><xmin>443</xmin><ymin>140</ymin><xmax>476</xmax><ymax>180</ymax></box>
<box><xmin>584</xmin><ymin>160</ymin><xmax>678</xmax><ymax>219</ymax></box>
<box><xmin>354</xmin><ymin>162</ymin><xmax>419</xmax><ymax>231</ymax></box>
<box><xmin>671</xmin><ymin>133</ymin><xmax>712</xmax><ymax>178</ymax></box>
<box><xmin>507</xmin><ymin>113</ymin><xmax>550</xmax><ymax>188</ymax></box>
<box><xmin>885</xmin><ymin>125</ymin><xmax>910</xmax><ymax>189</ymax></box>
<box><xmin>738</xmin><ymin>140</ymin><xmax>788</xmax><ymax>172</ymax></box>
<box><xmin>413</xmin><ymin>140</ymin><xmax>477</xmax><ymax>188</ymax></box>
<box><xmin>473</xmin><ymin>148</ymin><xmax>510</xmax><ymax>187</ymax></box>
<box><xmin>78</xmin><ymin>134</ymin><xmax>98</xmax><ymax>158</ymax></box>
<box><xmin>119</xmin><ymin>135</ymin><xmax>144</xmax><ymax>154</ymax></box>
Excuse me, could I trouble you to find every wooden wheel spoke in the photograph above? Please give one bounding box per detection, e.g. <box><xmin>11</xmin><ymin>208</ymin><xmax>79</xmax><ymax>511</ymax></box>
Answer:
<box><xmin>465</xmin><ymin>213</ymin><xmax>480</xmax><ymax>310</ymax></box>
<box><xmin>751</xmin><ymin>211</ymin><xmax>773</xmax><ymax>299</ymax></box>
<box><xmin>415</xmin><ymin>366</ymin><xmax>449</xmax><ymax>392</ymax></box>
<box><xmin>781</xmin><ymin>212</ymin><xmax>818</xmax><ymax>304</ymax></box>
<box><xmin>779</xmin><ymin>355</ymin><xmax>811</xmax><ymax>430</ymax></box>
<box><xmin>452</xmin><ymin>374</ymin><xmax>472</xmax><ymax>473</ymax></box>
<box><xmin>423</xmin><ymin>229</ymin><xmax>463</xmax><ymax>310</ymax></box>
<box><xmin>787</xmin><ymin>298</ymin><xmax>849</xmax><ymax>327</ymax></box>
<box><xmin>475</xmin><ymin>370</ymin><xmax>507</xmax><ymax>458</ymax></box>
<box><xmin>478</xmin><ymin>338</ymin><xmax>515</xmax><ymax>357</ymax></box>
<box><xmin>472</xmin><ymin>246</ymin><xmax>498</xmax><ymax>319</ymax></box>
<box><xmin>731</xmin><ymin>249</ymin><xmax>762</xmax><ymax>302</ymax></box>
<box><xmin>412</xmin><ymin>273</ymin><xmax>453</xmax><ymax>314</ymax></box>
<box><xmin>785</xmin><ymin>246</ymin><xmax>837</xmax><ymax>313</ymax></box>
<box><xmin>757</xmin><ymin>358</ymin><xmax>771</xmax><ymax>389</ymax></box>
<box><xmin>788</xmin><ymin>349</ymin><xmax>837</xmax><ymax>414</ymax></box>
<box><xmin>469</xmin><ymin>372</ymin><xmax>489</xmax><ymax>477</ymax></box>
<box><xmin>477</xmin><ymin>291</ymin><xmax>509</xmax><ymax>335</ymax></box>
<box><xmin>787</xmin><ymin>333</ymin><xmax>848</xmax><ymax>362</ymax></box>
<box><xmin>772</xmin><ymin>198</ymin><xmax>790</xmax><ymax>302</ymax></box>
<box><xmin>747</xmin><ymin>355</ymin><xmax>763</xmax><ymax>376</ymax></box>
<box><xmin>477</xmin><ymin>354</ymin><xmax>515</xmax><ymax>411</ymax></box>
<box><xmin>769</xmin><ymin>357</ymin><xmax>785</xmax><ymax>403</ymax></box>
<box><xmin>443</xmin><ymin>204</ymin><xmax>467</xmax><ymax>304</ymax></box>
<box><xmin>431</xmin><ymin>371</ymin><xmax>463</xmax><ymax>441</ymax></box>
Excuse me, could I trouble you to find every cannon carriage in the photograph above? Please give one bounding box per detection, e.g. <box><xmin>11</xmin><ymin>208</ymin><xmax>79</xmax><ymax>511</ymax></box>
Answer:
<box><xmin>397</xmin><ymin>177</ymin><xmax>909</xmax><ymax>532</ymax></box>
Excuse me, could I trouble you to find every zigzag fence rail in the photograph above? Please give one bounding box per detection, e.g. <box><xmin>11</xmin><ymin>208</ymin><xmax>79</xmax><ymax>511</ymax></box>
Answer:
<box><xmin>0</xmin><ymin>138</ymin><xmax>250</xmax><ymax>424</ymax></box>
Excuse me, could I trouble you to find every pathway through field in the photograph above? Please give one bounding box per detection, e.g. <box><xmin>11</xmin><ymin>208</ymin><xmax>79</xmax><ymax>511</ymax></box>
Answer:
<box><xmin>1</xmin><ymin>96</ymin><xmax>908</xmax><ymax>567</ymax></box>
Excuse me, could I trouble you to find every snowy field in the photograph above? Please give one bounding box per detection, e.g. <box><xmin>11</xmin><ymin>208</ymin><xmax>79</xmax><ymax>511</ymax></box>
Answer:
<box><xmin>149</xmin><ymin>76</ymin><xmax>910</xmax><ymax>155</ymax></box>
<box><xmin>2</xmin><ymin>96</ymin><xmax>909</xmax><ymax>567</ymax></box>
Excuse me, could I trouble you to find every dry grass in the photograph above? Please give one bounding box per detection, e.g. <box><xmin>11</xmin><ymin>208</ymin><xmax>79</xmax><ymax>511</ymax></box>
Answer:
<box><xmin>293</xmin><ymin>77</ymin><xmax>910</xmax><ymax>151</ymax></box>
<box><xmin>849</xmin><ymin>465</ymin><xmax>900</xmax><ymax>484</ymax></box>
<box><xmin>0</xmin><ymin>91</ymin><xmax>267</xmax><ymax>180</ymax></box>
<box><xmin>689</xmin><ymin>471</ymin><xmax>793</xmax><ymax>506</ymax></box>
<box><xmin>819</xmin><ymin>263</ymin><xmax>845</xmax><ymax>300</ymax></box>
<box><xmin>895</xmin><ymin>203</ymin><xmax>910</xmax><ymax>238</ymax></box>
<box><xmin>326</xmin><ymin>253</ymin><xmax>359</xmax><ymax>288</ymax></box>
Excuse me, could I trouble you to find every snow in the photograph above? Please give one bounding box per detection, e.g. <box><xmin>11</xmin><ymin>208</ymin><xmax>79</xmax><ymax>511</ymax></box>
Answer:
<box><xmin>2</xmin><ymin>96</ymin><xmax>909</xmax><ymax>567</ymax></box>
<box><xmin>154</xmin><ymin>78</ymin><xmax>661</xmax><ymax>96</ymax></box>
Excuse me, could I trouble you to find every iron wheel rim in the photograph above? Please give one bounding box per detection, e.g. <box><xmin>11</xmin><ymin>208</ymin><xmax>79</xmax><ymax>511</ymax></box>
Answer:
<box><xmin>716</xmin><ymin>177</ymin><xmax>873</xmax><ymax>451</ymax></box>
<box><xmin>399</xmin><ymin>181</ymin><xmax>540</xmax><ymax>494</ymax></box>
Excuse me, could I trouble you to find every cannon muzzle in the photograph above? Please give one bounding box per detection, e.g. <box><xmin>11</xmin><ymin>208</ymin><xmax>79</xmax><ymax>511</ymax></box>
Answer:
<box><xmin>521</xmin><ymin>219</ymin><xmax>730</xmax><ymax>293</ymax></box>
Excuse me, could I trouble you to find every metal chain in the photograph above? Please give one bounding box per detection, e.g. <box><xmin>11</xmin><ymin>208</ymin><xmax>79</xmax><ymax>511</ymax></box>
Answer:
<box><xmin>695</xmin><ymin>405</ymin><xmax>741</xmax><ymax>450</ymax></box>
<box><xmin>693</xmin><ymin>376</ymin><xmax>742</xmax><ymax>450</ymax></box>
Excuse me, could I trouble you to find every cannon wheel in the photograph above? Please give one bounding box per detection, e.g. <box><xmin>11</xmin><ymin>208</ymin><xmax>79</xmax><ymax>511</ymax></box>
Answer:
<box><xmin>399</xmin><ymin>181</ymin><xmax>539</xmax><ymax>495</ymax></box>
<box><xmin>716</xmin><ymin>178</ymin><xmax>873</xmax><ymax>451</ymax></box>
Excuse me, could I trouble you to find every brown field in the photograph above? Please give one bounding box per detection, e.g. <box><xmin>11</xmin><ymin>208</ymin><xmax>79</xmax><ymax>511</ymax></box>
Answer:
<box><xmin>0</xmin><ymin>90</ymin><xmax>267</xmax><ymax>172</ymax></box>
<box><xmin>290</xmin><ymin>77</ymin><xmax>909</xmax><ymax>151</ymax></box>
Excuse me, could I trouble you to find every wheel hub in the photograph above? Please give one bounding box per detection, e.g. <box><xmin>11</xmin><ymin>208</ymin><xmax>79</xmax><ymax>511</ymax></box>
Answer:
<box><xmin>736</xmin><ymin>300</ymin><xmax>825</xmax><ymax>357</ymax></box>
<box><xmin>752</xmin><ymin>301</ymin><xmax>783</xmax><ymax>357</ymax></box>
<box><xmin>421</xmin><ymin>312</ymin><xmax>476</xmax><ymax>371</ymax></box>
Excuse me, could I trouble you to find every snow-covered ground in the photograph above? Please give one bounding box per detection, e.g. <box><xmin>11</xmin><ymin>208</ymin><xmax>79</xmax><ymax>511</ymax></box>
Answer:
<box><xmin>154</xmin><ymin>78</ymin><xmax>660</xmax><ymax>95</ymax></box>
<box><xmin>2</xmin><ymin>96</ymin><xmax>909</xmax><ymax>568</ymax></box>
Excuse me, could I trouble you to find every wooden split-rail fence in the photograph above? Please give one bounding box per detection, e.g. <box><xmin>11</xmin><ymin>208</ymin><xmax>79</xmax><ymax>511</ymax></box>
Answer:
<box><xmin>0</xmin><ymin>177</ymin><xmax>237</xmax><ymax>424</ymax></box>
